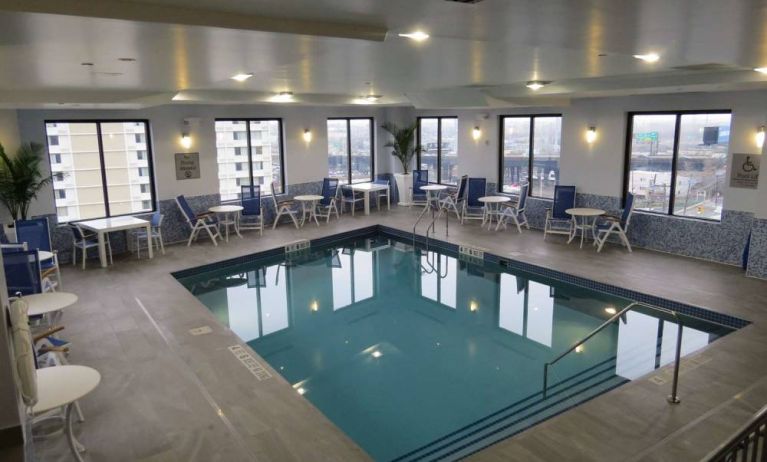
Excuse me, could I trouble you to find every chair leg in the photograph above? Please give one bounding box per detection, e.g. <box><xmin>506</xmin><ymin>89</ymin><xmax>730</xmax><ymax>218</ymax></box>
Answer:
<box><xmin>107</xmin><ymin>235</ymin><xmax>114</xmax><ymax>265</ymax></box>
<box><xmin>136</xmin><ymin>233</ymin><xmax>141</xmax><ymax>259</ymax></box>
<box><xmin>82</xmin><ymin>246</ymin><xmax>86</xmax><ymax>270</ymax></box>
<box><xmin>205</xmin><ymin>226</ymin><xmax>219</xmax><ymax>246</ymax></box>
<box><xmin>272</xmin><ymin>211</ymin><xmax>282</xmax><ymax>230</ymax></box>
<box><xmin>618</xmin><ymin>229</ymin><xmax>632</xmax><ymax>252</ymax></box>
<box><xmin>72</xmin><ymin>243</ymin><xmax>76</xmax><ymax>267</ymax></box>
<box><xmin>159</xmin><ymin>233</ymin><xmax>165</xmax><ymax>254</ymax></box>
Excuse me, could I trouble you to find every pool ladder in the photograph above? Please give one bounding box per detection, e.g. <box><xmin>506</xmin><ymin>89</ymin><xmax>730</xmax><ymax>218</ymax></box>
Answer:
<box><xmin>413</xmin><ymin>200</ymin><xmax>449</xmax><ymax>276</ymax></box>
<box><xmin>542</xmin><ymin>301</ymin><xmax>685</xmax><ymax>404</ymax></box>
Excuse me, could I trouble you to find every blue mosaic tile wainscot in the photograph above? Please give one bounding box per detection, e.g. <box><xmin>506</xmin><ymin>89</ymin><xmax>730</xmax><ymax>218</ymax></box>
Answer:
<box><xmin>746</xmin><ymin>218</ymin><xmax>767</xmax><ymax>279</ymax></box>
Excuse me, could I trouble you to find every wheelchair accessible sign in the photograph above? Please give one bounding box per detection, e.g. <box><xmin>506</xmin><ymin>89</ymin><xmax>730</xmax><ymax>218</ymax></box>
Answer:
<box><xmin>730</xmin><ymin>153</ymin><xmax>759</xmax><ymax>189</ymax></box>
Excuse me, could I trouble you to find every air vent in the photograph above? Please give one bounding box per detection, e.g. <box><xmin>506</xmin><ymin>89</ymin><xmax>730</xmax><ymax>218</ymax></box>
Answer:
<box><xmin>671</xmin><ymin>63</ymin><xmax>742</xmax><ymax>72</ymax></box>
<box><xmin>444</xmin><ymin>0</ymin><xmax>485</xmax><ymax>3</ymax></box>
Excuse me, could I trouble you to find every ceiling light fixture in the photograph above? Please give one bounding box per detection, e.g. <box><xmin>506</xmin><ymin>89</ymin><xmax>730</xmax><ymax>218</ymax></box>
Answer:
<box><xmin>271</xmin><ymin>91</ymin><xmax>294</xmax><ymax>103</ymax></box>
<box><xmin>604</xmin><ymin>307</ymin><xmax>617</xmax><ymax>315</ymax></box>
<box><xmin>231</xmin><ymin>73</ymin><xmax>253</xmax><ymax>82</ymax></box>
<box><xmin>755</xmin><ymin>67</ymin><xmax>767</xmax><ymax>74</ymax></box>
<box><xmin>398</xmin><ymin>31</ymin><xmax>430</xmax><ymax>42</ymax></box>
<box><xmin>526</xmin><ymin>80</ymin><xmax>549</xmax><ymax>90</ymax></box>
<box><xmin>364</xmin><ymin>94</ymin><xmax>382</xmax><ymax>102</ymax></box>
<box><xmin>633</xmin><ymin>53</ymin><xmax>660</xmax><ymax>63</ymax></box>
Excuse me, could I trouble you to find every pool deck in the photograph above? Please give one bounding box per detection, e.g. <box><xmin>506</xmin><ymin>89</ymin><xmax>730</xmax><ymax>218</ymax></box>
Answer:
<box><xmin>35</xmin><ymin>206</ymin><xmax>767</xmax><ymax>462</ymax></box>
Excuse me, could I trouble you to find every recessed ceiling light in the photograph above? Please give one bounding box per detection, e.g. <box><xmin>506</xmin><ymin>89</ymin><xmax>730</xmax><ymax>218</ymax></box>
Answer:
<box><xmin>371</xmin><ymin>350</ymin><xmax>383</xmax><ymax>358</ymax></box>
<box><xmin>118</xmin><ymin>57</ymin><xmax>136</xmax><ymax>62</ymax></box>
<box><xmin>526</xmin><ymin>80</ymin><xmax>550</xmax><ymax>90</ymax></box>
<box><xmin>633</xmin><ymin>53</ymin><xmax>660</xmax><ymax>63</ymax></box>
<box><xmin>364</xmin><ymin>94</ymin><xmax>382</xmax><ymax>102</ymax></box>
<box><xmin>231</xmin><ymin>73</ymin><xmax>254</xmax><ymax>82</ymax></box>
<box><xmin>755</xmin><ymin>67</ymin><xmax>767</xmax><ymax>74</ymax></box>
<box><xmin>271</xmin><ymin>91</ymin><xmax>294</xmax><ymax>103</ymax></box>
<box><xmin>398</xmin><ymin>31</ymin><xmax>429</xmax><ymax>42</ymax></box>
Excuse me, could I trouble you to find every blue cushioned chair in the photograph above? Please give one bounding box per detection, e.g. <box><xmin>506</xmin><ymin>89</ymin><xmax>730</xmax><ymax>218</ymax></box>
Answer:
<box><xmin>544</xmin><ymin>185</ymin><xmax>576</xmax><ymax>240</ymax></box>
<box><xmin>175</xmin><ymin>195</ymin><xmax>221</xmax><ymax>247</ymax></box>
<box><xmin>70</xmin><ymin>223</ymin><xmax>113</xmax><ymax>270</ymax></box>
<box><xmin>15</xmin><ymin>218</ymin><xmax>61</xmax><ymax>290</ymax></box>
<box><xmin>315</xmin><ymin>178</ymin><xmax>340</xmax><ymax>223</ymax></box>
<box><xmin>410</xmin><ymin>169</ymin><xmax>429</xmax><ymax>207</ymax></box>
<box><xmin>340</xmin><ymin>186</ymin><xmax>364</xmax><ymax>216</ymax></box>
<box><xmin>594</xmin><ymin>192</ymin><xmax>634</xmax><ymax>253</ymax></box>
<box><xmin>439</xmin><ymin>175</ymin><xmax>468</xmax><ymax>220</ymax></box>
<box><xmin>372</xmin><ymin>178</ymin><xmax>391</xmax><ymax>210</ymax></box>
<box><xmin>496</xmin><ymin>182</ymin><xmax>530</xmax><ymax>233</ymax></box>
<box><xmin>461</xmin><ymin>178</ymin><xmax>487</xmax><ymax>224</ymax></box>
<box><xmin>240</xmin><ymin>184</ymin><xmax>264</xmax><ymax>235</ymax></box>
<box><xmin>133</xmin><ymin>211</ymin><xmax>165</xmax><ymax>259</ymax></box>
<box><xmin>3</xmin><ymin>249</ymin><xmax>42</xmax><ymax>297</ymax></box>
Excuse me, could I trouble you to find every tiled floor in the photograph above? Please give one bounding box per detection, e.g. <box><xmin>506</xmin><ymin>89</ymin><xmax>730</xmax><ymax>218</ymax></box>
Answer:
<box><xmin>34</xmin><ymin>207</ymin><xmax>767</xmax><ymax>461</ymax></box>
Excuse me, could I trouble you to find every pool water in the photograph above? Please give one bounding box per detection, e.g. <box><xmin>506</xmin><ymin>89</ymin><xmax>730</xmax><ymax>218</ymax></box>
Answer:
<box><xmin>177</xmin><ymin>234</ymin><xmax>734</xmax><ymax>461</ymax></box>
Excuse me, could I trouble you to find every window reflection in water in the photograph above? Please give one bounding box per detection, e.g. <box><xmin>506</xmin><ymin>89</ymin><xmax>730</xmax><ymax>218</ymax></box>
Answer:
<box><xmin>420</xmin><ymin>252</ymin><xmax>457</xmax><ymax>309</ymax></box>
<box><xmin>332</xmin><ymin>249</ymin><xmax>374</xmax><ymax>310</ymax></box>
<box><xmin>498</xmin><ymin>274</ymin><xmax>553</xmax><ymax>347</ymax></box>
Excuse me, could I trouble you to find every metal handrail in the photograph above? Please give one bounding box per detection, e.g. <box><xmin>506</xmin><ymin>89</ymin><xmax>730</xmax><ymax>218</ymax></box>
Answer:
<box><xmin>542</xmin><ymin>301</ymin><xmax>684</xmax><ymax>404</ymax></box>
<box><xmin>703</xmin><ymin>404</ymin><xmax>767</xmax><ymax>461</ymax></box>
<box><xmin>413</xmin><ymin>195</ymin><xmax>449</xmax><ymax>275</ymax></box>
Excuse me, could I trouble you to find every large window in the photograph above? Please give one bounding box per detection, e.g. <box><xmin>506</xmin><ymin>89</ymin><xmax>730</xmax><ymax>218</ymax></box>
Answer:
<box><xmin>215</xmin><ymin>119</ymin><xmax>285</xmax><ymax>201</ymax></box>
<box><xmin>45</xmin><ymin>120</ymin><xmax>155</xmax><ymax>223</ymax></box>
<box><xmin>499</xmin><ymin>115</ymin><xmax>562</xmax><ymax>198</ymax></box>
<box><xmin>417</xmin><ymin>117</ymin><xmax>458</xmax><ymax>185</ymax></box>
<box><xmin>327</xmin><ymin>118</ymin><xmax>374</xmax><ymax>184</ymax></box>
<box><xmin>624</xmin><ymin>111</ymin><xmax>731</xmax><ymax>221</ymax></box>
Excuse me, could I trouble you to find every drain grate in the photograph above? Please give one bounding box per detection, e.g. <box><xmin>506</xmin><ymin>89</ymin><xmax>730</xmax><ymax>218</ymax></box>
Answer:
<box><xmin>228</xmin><ymin>345</ymin><xmax>272</xmax><ymax>381</ymax></box>
<box><xmin>189</xmin><ymin>325</ymin><xmax>213</xmax><ymax>336</ymax></box>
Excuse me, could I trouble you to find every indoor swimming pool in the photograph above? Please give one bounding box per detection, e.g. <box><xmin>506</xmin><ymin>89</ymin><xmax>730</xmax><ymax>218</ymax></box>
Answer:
<box><xmin>175</xmin><ymin>232</ymin><xmax>740</xmax><ymax>461</ymax></box>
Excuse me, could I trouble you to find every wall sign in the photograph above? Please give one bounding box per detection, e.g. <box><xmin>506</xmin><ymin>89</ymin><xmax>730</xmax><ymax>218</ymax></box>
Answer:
<box><xmin>729</xmin><ymin>153</ymin><xmax>760</xmax><ymax>189</ymax></box>
<box><xmin>174</xmin><ymin>152</ymin><xmax>200</xmax><ymax>180</ymax></box>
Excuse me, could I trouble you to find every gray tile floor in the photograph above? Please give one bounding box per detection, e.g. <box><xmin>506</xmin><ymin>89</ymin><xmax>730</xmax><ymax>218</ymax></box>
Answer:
<box><xmin>34</xmin><ymin>207</ymin><xmax>767</xmax><ymax>461</ymax></box>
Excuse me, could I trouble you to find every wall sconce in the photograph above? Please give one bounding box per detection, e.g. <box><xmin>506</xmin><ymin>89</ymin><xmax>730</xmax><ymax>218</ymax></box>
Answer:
<box><xmin>180</xmin><ymin>118</ymin><xmax>195</xmax><ymax>150</ymax></box>
<box><xmin>585</xmin><ymin>126</ymin><xmax>597</xmax><ymax>144</ymax></box>
<box><xmin>472</xmin><ymin>126</ymin><xmax>482</xmax><ymax>141</ymax></box>
<box><xmin>756</xmin><ymin>125</ymin><xmax>765</xmax><ymax>149</ymax></box>
<box><xmin>303</xmin><ymin>129</ymin><xmax>313</xmax><ymax>144</ymax></box>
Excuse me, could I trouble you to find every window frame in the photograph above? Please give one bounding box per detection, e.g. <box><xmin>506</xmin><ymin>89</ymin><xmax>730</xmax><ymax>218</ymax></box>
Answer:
<box><xmin>416</xmin><ymin>116</ymin><xmax>458</xmax><ymax>185</ymax></box>
<box><xmin>44</xmin><ymin>118</ymin><xmax>157</xmax><ymax>222</ymax></box>
<box><xmin>497</xmin><ymin>113</ymin><xmax>563</xmax><ymax>198</ymax></box>
<box><xmin>327</xmin><ymin>117</ymin><xmax>375</xmax><ymax>184</ymax></box>
<box><xmin>622</xmin><ymin>109</ymin><xmax>731</xmax><ymax>221</ymax></box>
<box><xmin>215</xmin><ymin>118</ymin><xmax>287</xmax><ymax>195</ymax></box>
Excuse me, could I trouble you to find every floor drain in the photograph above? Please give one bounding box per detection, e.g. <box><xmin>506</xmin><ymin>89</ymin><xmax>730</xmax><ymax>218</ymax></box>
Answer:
<box><xmin>189</xmin><ymin>326</ymin><xmax>213</xmax><ymax>336</ymax></box>
<box><xmin>228</xmin><ymin>345</ymin><xmax>272</xmax><ymax>381</ymax></box>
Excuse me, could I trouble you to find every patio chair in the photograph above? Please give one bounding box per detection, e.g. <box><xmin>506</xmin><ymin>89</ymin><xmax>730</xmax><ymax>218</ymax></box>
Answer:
<box><xmin>16</xmin><ymin>217</ymin><xmax>61</xmax><ymax>290</ymax></box>
<box><xmin>410</xmin><ymin>169</ymin><xmax>429</xmax><ymax>207</ymax></box>
<box><xmin>70</xmin><ymin>223</ymin><xmax>113</xmax><ymax>270</ymax></box>
<box><xmin>461</xmin><ymin>178</ymin><xmax>487</xmax><ymax>224</ymax></box>
<box><xmin>134</xmin><ymin>211</ymin><xmax>165</xmax><ymax>258</ymax></box>
<box><xmin>496</xmin><ymin>182</ymin><xmax>530</xmax><ymax>233</ymax></box>
<box><xmin>270</xmin><ymin>180</ymin><xmax>300</xmax><ymax>229</ymax></box>
<box><xmin>240</xmin><ymin>184</ymin><xmax>264</xmax><ymax>235</ymax></box>
<box><xmin>594</xmin><ymin>192</ymin><xmax>634</xmax><ymax>253</ymax></box>
<box><xmin>544</xmin><ymin>185</ymin><xmax>576</xmax><ymax>240</ymax></box>
<box><xmin>315</xmin><ymin>178</ymin><xmax>340</xmax><ymax>222</ymax></box>
<box><xmin>3</xmin><ymin>248</ymin><xmax>43</xmax><ymax>296</ymax></box>
<box><xmin>373</xmin><ymin>178</ymin><xmax>391</xmax><ymax>210</ymax></box>
<box><xmin>439</xmin><ymin>175</ymin><xmax>468</xmax><ymax>220</ymax></box>
<box><xmin>340</xmin><ymin>185</ymin><xmax>364</xmax><ymax>215</ymax></box>
<box><xmin>175</xmin><ymin>195</ymin><xmax>221</xmax><ymax>247</ymax></box>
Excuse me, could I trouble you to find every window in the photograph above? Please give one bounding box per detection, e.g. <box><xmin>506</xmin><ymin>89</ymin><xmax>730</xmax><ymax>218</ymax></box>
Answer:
<box><xmin>499</xmin><ymin>115</ymin><xmax>562</xmax><ymax>198</ymax></box>
<box><xmin>56</xmin><ymin>190</ymin><xmax>66</xmax><ymax>199</ymax></box>
<box><xmin>624</xmin><ymin>111</ymin><xmax>731</xmax><ymax>221</ymax></box>
<box><xmin>52</xmin><ymin>154</ymin><xmax>61</xmax><ymax>164</ymax></box>
<box><xmin>48</xmin><ymin>135</ymin><xmax>59</xmax><ymax>146</ymax></box>
<box><xmin>134</xmin><ymin>133</ymin><xmax>145</xmax><ymax>143</ymax></box>
<box><xmin>44</xmin><ymin>120</ymin><xmax>156</xmax><ymax>222</ymax></box>
<box><xmin>136</xmin><ymin>150</ymin><xmax>146</xmax><ymax>160</ymax></box>
<box><xmin>327</xmin><ymin>118</ymin><xmax>374</xmax><ymax>184</ymax></box>
<box><xmin>140</xmin><ymin>184</ymin><xmax>149</xmax><ymax>194</ymax></box>
<box><xmin>417</xmin><ymin>117</ymin><xmax>458</xmax><ymax>184</ymax></box>
<box><xmin>215</xmin><ymin>119</ymin><xmax>285</xmax><ymax>201</ymax></box>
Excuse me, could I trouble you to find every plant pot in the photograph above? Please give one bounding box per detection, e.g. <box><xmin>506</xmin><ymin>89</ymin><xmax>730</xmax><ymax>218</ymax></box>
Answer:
<box><xmin>3</xmin><ymin>223</ymin><xmax>15</xmax><ymax>243</ymax></box>
<box><xmin>394</xmin><ymin>173</ymin><xmax>413</xmax><ymax>206</ymax></box>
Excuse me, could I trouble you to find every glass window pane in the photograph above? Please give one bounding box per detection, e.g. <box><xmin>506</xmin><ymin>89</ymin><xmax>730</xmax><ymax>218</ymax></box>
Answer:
<box><xmin>215</xmin><ymin>120</ymin><xmax>249</xmax><ymax>201</ymax></box>
<box><xmin>531</xmin><ymin>116</ymin><xmax>562</xmax><ymax>199</ymax></box>
<box><xmin>627</xmin><ymin>114</ymin><xmax>677</xmax><ymax>213</ymax></box>
<box><xmin>673</xmin><ymin>113</ymin><xmax>730</xmax><ymax>220</ymax></box>
<box><xmin>501</xmin><ymin>117</ymin><xmax>531</xmax><ymax>194</ymax></box>
<box><xmin>350</xmin><ymin>119</ymin><xmax>373</xmax><ymax>183</ymax></box>
<box><xmin>327</xmin><ymin>119</ymin><xmax>348</xmax><ymax>183</ymax></box>
<box><xmin>101</xmin><ymin>122</ymin><xmax>152</xmax><ymax>216</ymax></box>
<box><xmin>418</xmin><ymin>118</ymin><xmax>438</xmax><ymax>183</ymax></box>
<box><xmin>46</xmin><ymin>122</ymin><xmax>106</xmax><ymax>222</ymax></box>
<box><xmin>251</xmin><ymin>120</ymin><xmax>283</xmax><ymax>194</ymax></box>
<box><xmin>440</xmin><ymin>118</ymin><xmax>458</xmax><ymax>185</ymax></box>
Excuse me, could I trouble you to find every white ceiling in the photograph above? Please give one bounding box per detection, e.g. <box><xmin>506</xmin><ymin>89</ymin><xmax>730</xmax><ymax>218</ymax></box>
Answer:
<box><xmin>1</xmin><ymin>0</ymin><xmax>767</xmax><ymax>108</ymax></box>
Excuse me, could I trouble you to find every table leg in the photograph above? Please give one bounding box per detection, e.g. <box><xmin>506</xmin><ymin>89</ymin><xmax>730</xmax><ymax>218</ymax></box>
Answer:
<box><xmin>146</xmin><ymin>224</ymin><xmax>154</xmax><ymax>259</ymax></box>
<box><xmin>235</xmin><ymin>211</ymin><xmax>243</xmax><ymax>238</ymax></box>
<box><xmin>312</xmin><ymin>201</ymin><xmax>320</xmax><ymax>226</ymax></box>
<box><xmin>364</xmin><ymin>191</ymin><xmax>371</xmax><ymax>215</ymax></box>
<box><xmin>567</xmin><ymin>218</ymin><xmax>577</xmax><ymax>244</ymax></box>
<box><xmin>98</xmin><ymin>231</ymin><xmax>108</xmax><ymax>268</ymax></box>
<box><xmin>65</xmin><ymin>403</ymin><xmax>85</xmax><ymax>462</ymax></box>
<box><xmin>580</xmin><ymin>219</ymin><xmax>586</xmax><ymax>248</ymax></box>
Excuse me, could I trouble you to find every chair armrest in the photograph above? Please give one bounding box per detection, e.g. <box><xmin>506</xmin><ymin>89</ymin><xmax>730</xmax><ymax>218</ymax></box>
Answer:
<box><xmin>33</xmin><ymin>325</ymin><xmax>65</xmax><ymax>343</ymax></box>
<box><xmin>38</xmin><ymin>345</ymin><xmax>69</xmax><ymax>354</ymax></box>
<box><xmin>41</xmin><ymin>267</ymin><xmax>58</xmax><ymax>279</ymax></box>
<box><xmin>603</xmin><ymin>214</ymin><xmax>621</xmax><ymax>221</ymax></box>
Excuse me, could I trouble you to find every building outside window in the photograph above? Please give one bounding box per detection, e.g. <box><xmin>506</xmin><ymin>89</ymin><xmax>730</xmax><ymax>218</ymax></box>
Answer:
<box><xmin>624</xmin><ymin>111</ymin><xmax>731</xmax><ymax>221</ymax></box>
<box><xmin>215</xmin><ymin>119</ymin><xmax>285</xmax><ymax>201</ymax></box>
<box><xmin>499</xmin><ymin>115</ymin><xmax>562</xmax><ymax>198</ymax></box>
<box><xmin>327</xmin><ymin>118</ymin><xmax>374</xmax><ymax>184</ymax></box>
<box><xmin>44</xmin><ymin>120</ymin><xmax>155</xmax><ymax>223</ymax></box>
<box><xmin>417</xmin><ymin>117</ymin><xmax>458</xmax><ymax>185</ymax></box>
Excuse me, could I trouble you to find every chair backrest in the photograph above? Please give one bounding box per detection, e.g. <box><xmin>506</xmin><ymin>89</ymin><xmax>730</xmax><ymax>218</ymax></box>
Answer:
<box><xmin>320</xmin><ymin>178</ymin><xmax>339</xmax><ymax>206</ymax></box>
<box><xmin>69</xmin><ymin>223</ymin><xmax>85</xmax><ymax>241</ymax></box>
<box><xmin>622</xmin><ymin>193</ymin><xmax>635</xmax><ymax>229</ymax></box>
<box><xmin>150</xmin><ymin>211</ymin><xmax>163</xmax><ymax>227</ymax></box>
<box><xmin>373</xmin><ymin>178</ymin><xmax>389</xmax><ymax>187</ymax></box>
<box><xmin>413</xmin><ymin>170</ymin><xmax>428</xmax><ymax>190</ymax></box>
<box><xmin>15</xmin><ymin>218</ymin><xmax>51</xmax><ymax>252</ymax></box>
<box><xmin>466</xmin><ymin>178</ymin><xmax>487</xmax><ymax>207</ymax></box>
<box><xmin>175</xmin><ymin>195</ymin><xmax>196</xmax><ymax>226</ymax></box>
<box><xmin>241</xmin><ymin>184</ymin><xmax>261</xmax><ymax>216</ymax></box>
<box><xmin>518</xmin><ymin>183</ymin><xmax>529</xmax><ymax>210</ymax></box>
<box><xmin>3</xmin><ymin>249</ymin><xmax>42</xmax><ymax>296</ymax></box>
<box><xmin>270</xmin><ymin>181</ymin><xmax>281</xmax><ymax>208</ymax></box>
<box><xmin>341</xmin><ymin>185</ymin><xmax>355</xmax><ymax>198</ymax></box>
<box><xmin>552</xmin><ymin>185</ymin><xmax>576</xmax><ymax>219</ymax></box>
<box><xmin>456</xmin><ymin>175</ymin><xmax>469</xmax><ymax>201</ymax></box>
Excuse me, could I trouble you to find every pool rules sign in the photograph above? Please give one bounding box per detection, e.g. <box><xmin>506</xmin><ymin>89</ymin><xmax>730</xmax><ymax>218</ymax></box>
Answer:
<box><xmin>175</xmin><ymin>152</ymin><xmax>200</xmax><ymax>180</ymax></box>
<box><xmin>729</xmin><ymin>153</ymin><xmax>760</xmax><ymax>189</ymax></box>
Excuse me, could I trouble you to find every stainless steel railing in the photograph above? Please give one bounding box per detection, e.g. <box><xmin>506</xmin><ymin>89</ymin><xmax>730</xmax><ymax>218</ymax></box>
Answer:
<box><xmin>703</xmin><ymin>404</ymin><xmax>767</xmax><ymax>461</ymax></box>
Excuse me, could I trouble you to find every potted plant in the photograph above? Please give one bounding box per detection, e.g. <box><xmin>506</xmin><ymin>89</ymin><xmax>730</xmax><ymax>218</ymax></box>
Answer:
<box><xmin>0</xmin><ymin>142</ymin><xmax>54</xmax><ymax>231</ymax></box>
<box><xmin>381</xmin><ymin>121</ymin><xmax>421</xmax><ymax>206</ymax></box>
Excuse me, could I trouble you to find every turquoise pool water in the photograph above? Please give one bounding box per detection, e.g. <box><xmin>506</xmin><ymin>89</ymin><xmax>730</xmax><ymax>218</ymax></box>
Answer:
<box><xmin>177</xmin><ymin>234</ymin><xmax>734</xmax><ymax>461</ymax></box>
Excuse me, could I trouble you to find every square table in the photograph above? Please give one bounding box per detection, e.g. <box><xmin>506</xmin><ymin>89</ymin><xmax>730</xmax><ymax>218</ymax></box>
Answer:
<box><xmin>349</xmin><ymin>182</ymin><xmax>390</xmax><ymax>215</ymax></box>
<box><xmin>78</xmin><ymin>216</ymin><xmax>152</xmax><ymax>268</ymax></box>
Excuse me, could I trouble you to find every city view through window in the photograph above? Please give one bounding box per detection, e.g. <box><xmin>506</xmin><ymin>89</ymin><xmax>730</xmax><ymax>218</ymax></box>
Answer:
<box><xmin>418</xmin><ymin>117</ymin><xmax>458</xmax><ymax>185</ymax></box>
<box><xmin>327</xmin><ymin>118</ymin><xmax>373</xmax><ymax>184</ymax></box>
<box><xmin>500</xmin><ymin>115</ymin><xmax>562</xmax><ymax>199</ymax></box>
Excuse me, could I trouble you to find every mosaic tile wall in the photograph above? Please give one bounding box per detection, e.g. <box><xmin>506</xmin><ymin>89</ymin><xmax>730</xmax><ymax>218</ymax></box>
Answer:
<box><xmin>746</xmin><ymin>218</ymin><xmax>767</xmax><ymax>279</ymax></box>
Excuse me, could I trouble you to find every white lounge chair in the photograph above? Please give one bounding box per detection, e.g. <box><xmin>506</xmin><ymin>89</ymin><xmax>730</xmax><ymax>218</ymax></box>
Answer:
<box><xmin>175</xmin><ymin>195</ymin><xmax>221</xmax><ymax>246</ymax></box>
<box><xmin>594</xmin><ymin>193</ymin><xmax>634</xmax><ymax>252</ymax></box>
<box><xmin>496</xmin><ymin>183</ymin><xmax>530</xmax><ymax>233</ymax></box>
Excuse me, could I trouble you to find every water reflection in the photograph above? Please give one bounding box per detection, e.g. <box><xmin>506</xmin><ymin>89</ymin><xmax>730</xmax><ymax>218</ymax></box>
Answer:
<box><xmin>332</xmin><ymin>248</ymin><xmax>375</xmax><ymax>310</ymax></box>
<box><xmin>498</xmin><ymin>274</ymin><xmax>553</xmax><ymax>347</ymax></box>
<box><xmin>420</xmin><ymin>252</ymin><xmax>457</xmax><ymax>309</ymax></box>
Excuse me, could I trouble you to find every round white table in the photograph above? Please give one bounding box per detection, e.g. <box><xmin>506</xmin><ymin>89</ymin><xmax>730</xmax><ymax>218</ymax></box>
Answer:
<box><xmin>209</xmin><ymin>205</ymin><xmax>244</xmax><ymax>242</ymax></box>
<box><xmin>419</xmin><ymin>185</ymin><xmax>449</xmax><ymax>210</ymax></box>
<box><xmin>565</xmin><ymin>208</ymin><xmax>605</xmax><ymax>248</ymax></box>
<box><xmin>294</xmin><ymin>195</ymin><xmax>324</xmax><ymax>227</ymax></box>
<box><xmin>479</xmin><ymin>196</ymin><xmax>511</xmax><ymax>229</ymax></box>
<box><xmin>23</xmin><ymin>292</ymin><xmax>78</xmax><ymax>317</ymax></box>
<box><xmin>33</xmin><ymin>365</ymin><xmax>101</xmax><ymax>462</ymax></box>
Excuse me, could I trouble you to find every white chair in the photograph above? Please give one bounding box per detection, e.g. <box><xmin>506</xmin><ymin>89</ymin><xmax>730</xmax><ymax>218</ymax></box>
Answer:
<box><xmin>270</xmin><ymin>181</ymin><xmax>300</xmax><ymax>229</ymax></box>
<box><xmin>70</xmin><ymin>224</ymin><xmax>112</xmax><ymax>269</ymax></box>
<box><xmin>438</xmin><ymin>175</ymin><xmax>468</xmax><ymax>220</ymax></box>
<box><xmin>594</xmin><ymin>193</ymin><xmax>635</xmax><ymax>253</ymax></box>
<box><xmin>496</xmin><ymin>183</ymin><xmax>530</xmax><ymax>233</ymax></box>
<box><xmin>175</xmin><ymin>195</ymin><xmax>222</xmax><ymax>247</ymax></box>
<box><xmin>340</xmin><ymin>185</ymin><xmax>364</xmax><ymax>215</ymax></box>
<box><xmin>134</xmin><ymin>211</ymin><xmax>165</xmax><ymax>258</ymax></box>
